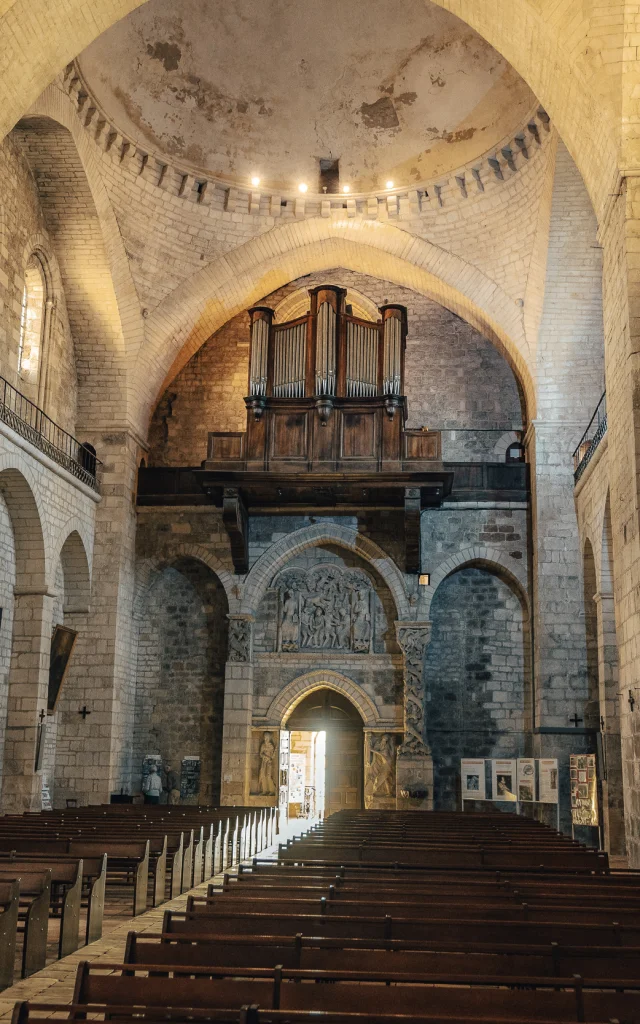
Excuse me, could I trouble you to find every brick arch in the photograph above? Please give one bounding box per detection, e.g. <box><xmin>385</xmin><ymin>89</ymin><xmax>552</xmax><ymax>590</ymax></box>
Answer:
<box><xmin>141</xmin><ymin>222</ymin><xmax>533</xmax><ymax>434</ymax></box>
<box><xmin>239</xmin><ymin>522</ymin><xmax>411</xmax><ymax>620</ymax></box>
<box><xmin>424</xmin><ymin>544</ymin><xmax>529</xmax><ymax>618</ymax></box>
<box><xmin>265</xmin><ymin>670</ymin><xmax>380</xmax><ymax>729</ymax></box>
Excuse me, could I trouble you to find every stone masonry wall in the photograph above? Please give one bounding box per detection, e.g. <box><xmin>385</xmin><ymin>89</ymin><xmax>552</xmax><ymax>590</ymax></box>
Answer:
<box><xmin>0</xmin><ymin>133</ymin><xmax>77</xmax><ymax>433</ymax></box>
<box><xmin>133</xmin><ymin>560</ymin><xmax>227</xmax><ymax>804</ymax></box>
<box><xmin>426</xmin><ymin>567</ymin><xmax>527</xmax><ymax>810</ymax></box>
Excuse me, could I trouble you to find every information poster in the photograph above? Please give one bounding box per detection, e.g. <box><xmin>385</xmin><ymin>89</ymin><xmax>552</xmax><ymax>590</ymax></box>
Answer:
<box><xmin>570</xmin><ymin>753</ymin><xmax>598</xmax><ymax>825</ymax></box>
<box><xmin>517</xmin><ymin>758</ymin><xmax>535</xmax><ymax>802</ymax></box>
<box><xmin>180</xmin><ymin>756</ymin><xmax>201</xmax><ymax>799</ymax></box>
<box><xmin>538</xmin><ymin>758</ymin><xmax>559</xmax><ymax>804</ymax></box>
<box><xmin>461</xmin><ymin>759</ymin><xmax>486</xmax><ymax>800</ymax></box>
<box><xmin>492</xmin><ymin>758</ymin><xmax>517</xmax><ymax>801</ymax></box>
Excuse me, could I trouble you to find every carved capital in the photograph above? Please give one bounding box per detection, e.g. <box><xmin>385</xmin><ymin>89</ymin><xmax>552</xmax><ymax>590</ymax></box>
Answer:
<box><xmin>227</xmin><ymin>614</ymin><xmax>253</xmax><ymax>663</ymax></box>
<box><xmin>395</xmin><ymin>621</ymin><xmax>432</xmax><ymax>756</ymax></box>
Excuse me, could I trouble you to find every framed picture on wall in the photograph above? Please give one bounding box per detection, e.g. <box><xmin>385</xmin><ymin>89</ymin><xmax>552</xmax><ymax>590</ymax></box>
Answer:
<box><xmin>47</xmin><ymin>625</ymin><xmax>78</xmax><ymax>712</ymax></box>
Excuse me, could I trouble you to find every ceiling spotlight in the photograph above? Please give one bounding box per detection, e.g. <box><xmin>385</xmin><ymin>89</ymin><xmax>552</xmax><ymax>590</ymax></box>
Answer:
<box><xmin>385</xmin><ymin>180</ymin><xmax>394</xmax><ymax>189</ymax></box>
<box><xmin>342</xmin><ymin>185</ymin><xmax>350</xmax><ymax>193</ymax></box>
<box><xmin>298</xmin><ymin>182</ymin><xmax>308</xmax><ymax>193</ymax></box>
<box><xmin>251</xmin><ymin>176</ymin><xmax>261</xmax><ymax>187</ymax></box>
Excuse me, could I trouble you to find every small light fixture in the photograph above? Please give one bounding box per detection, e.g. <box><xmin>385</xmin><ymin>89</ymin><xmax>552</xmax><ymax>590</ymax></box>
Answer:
<box><xmin>385</xmin><ymin>180</ymin><xmax>394</xmax><ymax>189</ymax></box>
<box><xmin>298</xmin><ymin>182</ymin><xmax>308</xmax><ymax>193</ymax></box>
<box><xmin>419</xmin><ymin>574</ymin><xmax>430</xmax><ymax>586</ymax></box>
<box><xmin>251</xmin><ymin>176</ymin><xmax>261</xmax><ymax>187</ymax></box>
<box><xmin>342</xmin><ymin>185</ymin><xmax>350</xmax><ymax>193</ymax></box>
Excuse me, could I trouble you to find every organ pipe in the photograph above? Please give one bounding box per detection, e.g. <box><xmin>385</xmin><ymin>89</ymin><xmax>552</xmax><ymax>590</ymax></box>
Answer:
<box><xmin>315</xmin><ymin>301</ymin><xmax>336</xmax><ymax>396</ymax></box>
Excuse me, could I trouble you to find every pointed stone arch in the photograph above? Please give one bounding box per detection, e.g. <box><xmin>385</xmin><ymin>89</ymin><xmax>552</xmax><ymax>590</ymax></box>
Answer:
<box><xmin>141</xmin><ymin>222</ymin><xmax>533</xmax><ymax>433</ymax></box>
<box><xmin>265</xmin><ymin>670</ymin><xmax>380</xmax><ymax>729</ymax></box>
<box><xmin>239</xmin><ymin>521</ymin><xmax>411</xmax><ymax>620</ymax></box>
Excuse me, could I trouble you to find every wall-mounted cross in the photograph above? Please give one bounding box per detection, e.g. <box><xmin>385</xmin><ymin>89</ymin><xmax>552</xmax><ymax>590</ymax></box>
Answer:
<box><xmin>38</xmin><ymin>709</ymin><xmax>46</xmax><ymax>724</ymax></box>
<box><xmin>78</xmin><ymin>706</ymin><xmax>91</xmax><ymax>720</ymax></box>
<box><xmin>569</xmin><ymin>713</ymin><xmax>583</xmax><ymax>728</ymax></box>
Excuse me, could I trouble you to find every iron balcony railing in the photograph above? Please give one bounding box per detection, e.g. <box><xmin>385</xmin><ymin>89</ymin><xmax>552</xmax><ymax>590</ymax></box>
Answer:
<box><xmin>573</xmin><ymin>391</ymin><xmax>607</xmax><ymax>483</ymax></box>
<box><xmin>0</xmin><ymin>374</ymin><xmax>100</xmax><ymax>490</ymax></box>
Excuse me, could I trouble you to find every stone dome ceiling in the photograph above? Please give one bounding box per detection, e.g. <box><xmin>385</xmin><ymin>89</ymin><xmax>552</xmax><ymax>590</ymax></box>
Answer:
<box><xmin>77</xmin><ymin>0</ymin><xmax>536</xmax><ymax>193</ymax></box>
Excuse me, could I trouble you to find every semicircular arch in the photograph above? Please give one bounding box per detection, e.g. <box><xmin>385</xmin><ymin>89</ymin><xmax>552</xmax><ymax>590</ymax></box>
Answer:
<box><xmin>0</xmin><ymin>457</ymin><xmax>49</xmax><ymax>591</ymax></box>
<box><xmin>240</xmin><ymin>521</ymin><xmax>410</xmax><ymax>620</ymax></box>
<box><xmin>425</xmin><ymin>544</ymin><xmax>529</xmax><ymax>619</ymax></box>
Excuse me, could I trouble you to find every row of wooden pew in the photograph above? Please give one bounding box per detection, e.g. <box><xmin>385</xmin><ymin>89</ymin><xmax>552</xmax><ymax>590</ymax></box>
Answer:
<box><xmin>0</xmin><ymin>803</ymin><xmax>276</xmax><ymax>988</ymax></box>
<box><xmin>12</xmin><ymin>808</ymin><xmax>640</xmax><ymax>1023</ymax></box>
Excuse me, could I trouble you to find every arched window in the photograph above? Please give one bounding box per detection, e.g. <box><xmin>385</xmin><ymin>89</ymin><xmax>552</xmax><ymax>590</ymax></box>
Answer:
<box><xmin>506</xmin><ymin>441</ymin><xmax>525</xmax><ymax>463</ymax></box>
<box><xmin>18</xmin><ymin>255</ymin><xmax>46</xmax><ymax>385</ymax></box>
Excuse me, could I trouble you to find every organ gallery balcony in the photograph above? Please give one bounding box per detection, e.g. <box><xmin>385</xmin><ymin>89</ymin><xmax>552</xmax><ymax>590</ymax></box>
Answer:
<box><xmin>136</xmin><ymin>285</ymin><xmax>529</xmax><ymax>572</ymax></box>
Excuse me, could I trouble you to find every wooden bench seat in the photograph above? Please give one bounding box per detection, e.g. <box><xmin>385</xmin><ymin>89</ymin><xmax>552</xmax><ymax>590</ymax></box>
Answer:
<box><xmin>70</xmin><ymin>959</ymin><xmax>640</xmax><ymax>1022</ymax></box>
<box><xmin>0</xmin><ymin>868</ymin><xmax>50</xmax><ymax>978</ymax></box>
<box><xmin>0</xmin><ymin>880</ymin><xmax>19</xmax><ymax>990</ymax></box>
<box><xmin>124</xmin><ymin>929</ymin><xmax>640</xmax><ymax>980</ymax></box>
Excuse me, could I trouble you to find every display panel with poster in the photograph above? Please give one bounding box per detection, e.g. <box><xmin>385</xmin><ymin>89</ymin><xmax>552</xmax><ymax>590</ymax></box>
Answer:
<box><xmin>461</xmin><ymin>759</ymin><xmax>486</xmax><ymax>800</ymax></box>
<box><xmin>570</xmin><ymin>753</ymin><xmax>598</xmax><ymax>825</ymax></box>
<box><xmin>492</xmin><ymin>759</ymin><xmax>517</xmax><ymax>801</ymax></box>
<box><xmin>517</xmin><ymin>758</ymin><xmax>535</xmax><ymax>802</ymax></box>
<box><xmin>539</xmin><ymin>758</ymin><xmax>559</xmax><ymax>804</ymax></box>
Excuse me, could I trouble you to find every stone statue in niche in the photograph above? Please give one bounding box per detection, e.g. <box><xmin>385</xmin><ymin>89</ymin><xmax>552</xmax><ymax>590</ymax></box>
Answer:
<box><xmin>257</xmin><ymin>731</ymin><xmax>277</xmax><ymax>796</ymax></box>
<box><xmin>274</xmin><ymin>564</ymin><xmax>373</xmax><ymax>653</ymax></box>
<box><xmin>369</xmin><ymin>733</ymin><xmax>396</xmax><ymax>797</ymax></box>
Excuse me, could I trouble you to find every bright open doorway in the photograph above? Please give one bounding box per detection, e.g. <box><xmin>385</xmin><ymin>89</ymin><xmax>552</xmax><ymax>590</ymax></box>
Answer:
<box><xmin>280</xmin><ymin>688</ymin><xmax>364</xmax><ymax>821</ymax></box>
<box><xmin>284</xmin><ymin>729</ymin><xmax>326</xmax><ymax>819</ymax></box>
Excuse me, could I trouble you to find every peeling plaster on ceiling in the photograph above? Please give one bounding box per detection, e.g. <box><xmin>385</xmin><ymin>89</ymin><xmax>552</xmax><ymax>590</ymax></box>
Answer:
<box><xmin>78</xmin><ymin>0</ymin><xmax>535</xmax><ymax>192</ymax></box>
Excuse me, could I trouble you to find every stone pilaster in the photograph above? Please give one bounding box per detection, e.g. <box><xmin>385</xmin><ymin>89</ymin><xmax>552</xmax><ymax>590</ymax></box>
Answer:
<box><xmin>220</xmin><ymin>614</ymin><xmax>254</xmax><ymax>804</ymax></box>
<box><xmin>1</xmin><ymin>589</ymin><xmax>54</xmax><ymax>812</ymax></box>
<box><xmin>593</xmin><ymin>590</ymin><xmax>625</xmax><ymax>854</ymax></box>
<box><xmin>394</xmin><ymin>621</ymin><xmax>433</xmax><ymax>809</ymax></box>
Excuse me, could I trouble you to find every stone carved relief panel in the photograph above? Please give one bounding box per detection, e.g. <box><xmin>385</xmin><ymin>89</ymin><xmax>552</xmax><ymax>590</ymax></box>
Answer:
<box><xmin>228</xmin><ymin>616</ymin><xmax>252</xmax><ymax>662</ymax></box>
<box><xmin>365</xmin><ymin>732</ymin><xmax>400</xmax><ymax>809</ymax></box>
<box><xmin>249</xmin><ymin>728</ymin><xmax>279</xmax><ymax>802</ymax></box>
<box><xmin>274</xmin><ymin>564</ymin><xmax>373</xmax><ymax>654</ymax></box>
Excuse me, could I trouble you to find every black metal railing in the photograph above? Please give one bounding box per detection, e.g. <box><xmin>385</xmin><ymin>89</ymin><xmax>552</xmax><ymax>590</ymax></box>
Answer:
<box><xmin>0</xmin><ymin>375</ymin><xmax>100</xmax><ymax>490</ymax></box>
<box><xmin>573</xmin><ymin>391</ymin><xmax>607</xmax><ymax>483</ymax></box>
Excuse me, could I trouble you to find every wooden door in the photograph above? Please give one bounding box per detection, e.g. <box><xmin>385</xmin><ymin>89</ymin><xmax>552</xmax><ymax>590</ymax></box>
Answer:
<box><xmin>325</xmin><ymin>728</ymin><xmax>363</xmax><ymax>815</ymax></box>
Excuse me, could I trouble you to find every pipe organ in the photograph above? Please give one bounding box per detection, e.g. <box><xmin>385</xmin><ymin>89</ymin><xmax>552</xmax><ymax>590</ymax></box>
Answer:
<box><xmin>246</xmin><ymin>286</ymin><xmax>405</xmax><ymax>418</ymax></box>
<box><xmin>202</xmin><ymin>284</ymin><xmax>452</xmax><ymax>573</ymax></box>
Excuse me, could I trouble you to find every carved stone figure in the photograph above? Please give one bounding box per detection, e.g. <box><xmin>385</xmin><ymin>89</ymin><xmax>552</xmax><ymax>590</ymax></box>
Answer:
<box><xmin>228</xmin><ymin>617</ymin><xmax>252</xmax><ymax>662</ymax></box>
<box><xmin>257</xmin><ymin>731</ymin><xmax>277</xmax><ymax>796</ymax></box>
<box><xmin>274</xmin><ymin>564</ymin><xmax>373</xmax><ymax>653</ymax></box>
<box><xmin>370</xmin><ymin>733</ymin><xmax>396</xmax><ymax>796</ymax></box>
<box><xmin>280</xmin><ymin>590</ymin><xmax>299</xmax><ymax>651</ymax></box>
<box><xmin>395</xmin><ymin>622</ymin><xmax>432</xmax><ymax>755</ymax></box>
<box><xmin>352</xmin><ymin>589</ymin><xmax>371</xmax><ymax>652</ymax></box>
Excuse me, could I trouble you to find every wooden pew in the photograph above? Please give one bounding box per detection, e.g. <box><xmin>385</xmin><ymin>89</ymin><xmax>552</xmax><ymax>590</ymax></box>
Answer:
<box><xmin>124</xmin><ymin>929</ymin><xmax>640</xmax><ymax>980</ymax></box>
<box><xmin>69</xmin><ymin>959</ymin><xmax>640</xmax><ymax>1021</ymax></box>
<box><xmin>0</xmin><ymin>880</ymin><xmax>19</xmax><ymax>990</ymax></box>
<box><xmin>0</xmin><ymin>869</ymin><xmax>50</xmax><ymax>978</ymax></box>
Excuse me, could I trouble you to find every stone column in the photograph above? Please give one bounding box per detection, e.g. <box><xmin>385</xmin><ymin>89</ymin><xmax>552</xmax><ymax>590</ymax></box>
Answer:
<box><xmin>220</xmin><ymin>614</ymin><xmax>254</xmax><ymax>805</ymax></box>
<box><xmin>1</xmin><ymin>588</ymin><xmax>54</xmax><ymax>812</ymax></box>
<box><xmin>594</xmin><ymin>589</ymin><xmax>625</xmax><ymax>855</ymax></box>
<box><xmin>599</xmin><ymin>186</ymin><xmax>640</xmax><ymax>864</ymax></box>
<box><xmin>394</xmin><ymin>621</ymin><xmax>433</xmax><ymax>809</ymax></box>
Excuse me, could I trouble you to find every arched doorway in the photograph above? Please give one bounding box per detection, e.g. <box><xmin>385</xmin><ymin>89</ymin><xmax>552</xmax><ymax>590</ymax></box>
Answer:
<box><xmin>284</xmin><ymin>689</ymin><xmax>364</xmax><ymax>818</ymax></box>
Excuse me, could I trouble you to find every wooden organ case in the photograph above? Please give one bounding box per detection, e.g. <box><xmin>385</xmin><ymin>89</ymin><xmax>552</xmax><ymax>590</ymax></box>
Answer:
<box><xmin>201</xmin><ymin>285</ymin><xmax>453</xmax><ymax>572</ymax></box>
